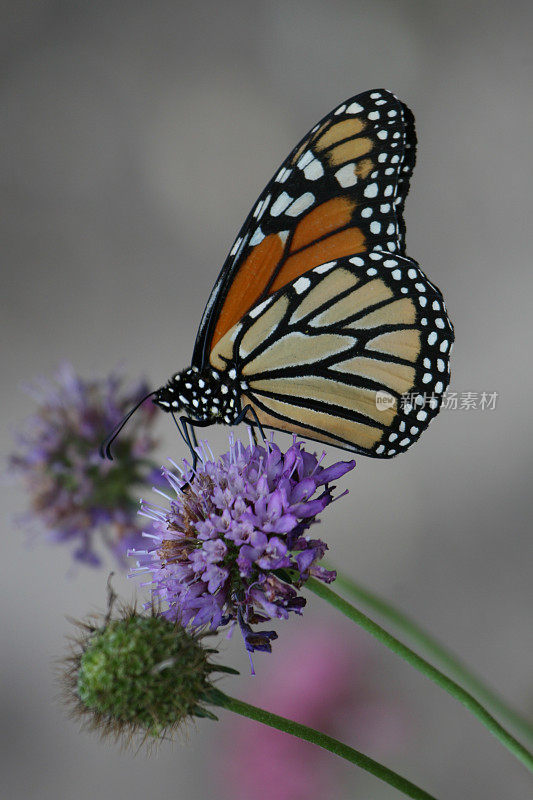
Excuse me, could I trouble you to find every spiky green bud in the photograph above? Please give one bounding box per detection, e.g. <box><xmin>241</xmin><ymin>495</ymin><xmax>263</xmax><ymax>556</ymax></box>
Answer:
<box><xmin>62</xmin><ymin>604</ymin><xmax>237</xmax><ymax>743</ymax></box>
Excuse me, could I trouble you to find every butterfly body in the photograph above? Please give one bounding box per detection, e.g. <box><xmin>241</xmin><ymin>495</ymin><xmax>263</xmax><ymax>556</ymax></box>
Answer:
<box><xmin>152</xmin><ymin>89</ymin><xmax>454</xmax><ymax>458</ymax></box>
<box><xmin>155</xmin><ymin>366</ymin><xmax>242</xmax><ymax>425</ymax></box>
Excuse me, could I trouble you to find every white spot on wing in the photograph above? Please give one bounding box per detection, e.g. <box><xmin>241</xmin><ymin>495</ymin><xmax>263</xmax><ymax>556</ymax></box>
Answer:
<box><xmin>293</xmin><ymin>276</ymin><xmax>311</xmax><ymax>294</ymax></box>
<box><xmin>303</xmin><ymin>159</ymin><xmax>324</xmax><ymax>180</ymax></box>
<box><xmin>335</xmin><ymin>163</ymin><xmax>358</xmax><ymax>187</ymax></box>
<box><xmin>276</xmin><ymin>167</ymin><xmax>292</xmax><ymax>183</ymax></box>
<box><xmin>249</xmin><ymin>298</ymin><xmax>272</xmax><ymax>319</ymax></box>
<box><xmin>229</xmin><ymin>233</ymin><xmax>249</xmax><ymax>262</ymax></box>
<box><xmin>249</xmin><ymin>227</ymin><xmax>265</xmax><ymax>246</ymax></box>
<box><xmin>270</xmin><ymin>191</ymin><xmax>293</xmax><ymax>216</ymax></box>
<box><xmin>346</xmin><ymin>101</ymin><xmax>363</xmax><ymax>114</ymax></box>
<box><xmin>297</xmin><ymin>149</ymin><xmax>314</xmax><ymax>169</ymax></box>
<box><xmin>256</xmin><ymin>193</ymin><xmax>271</xmax><ymax>220</ymax></box>
<box><xmin>286</xmin><ymin>192</ymin><xmax>315</xmax><ymax>217</ymax></box>
<box><xmin>230</xmin><ymin>237</ymin><xmax>242</xmax><ymax>256</ymax></box>
<box><xmin>314</xmin><ymin>261</ymin><xmax>337</xmax><ymax>274</ymax></box>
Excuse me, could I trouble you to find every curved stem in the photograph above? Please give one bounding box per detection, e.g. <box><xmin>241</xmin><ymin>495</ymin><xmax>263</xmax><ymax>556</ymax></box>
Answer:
<box><xmin>332</xmin><ymin>570</ymin><xmax>533</xmax><ymax>744</ymax></box>
<box><xmin>305</xmin><ymin>577</ymin><xmax>533</xmax><ymax>775</ymax></box>
<box><xmin>216</xmin><ymin>692</ymin><xmax>437</xmax><ymax>800</ymax></box>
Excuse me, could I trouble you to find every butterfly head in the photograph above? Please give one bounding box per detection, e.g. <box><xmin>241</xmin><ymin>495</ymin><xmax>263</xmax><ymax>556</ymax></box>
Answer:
<box><xmin>100</xmin><ymin>366</ymin><xmax>243</xmax><ymax>461</ymax></box>
<box><xmin>153</xmin><ymin>366</ymin><xmax>241</xmax><ymax>424</ymax></box>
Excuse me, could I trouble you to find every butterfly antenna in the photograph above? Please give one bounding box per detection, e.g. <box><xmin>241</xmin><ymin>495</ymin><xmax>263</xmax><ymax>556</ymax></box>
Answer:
<box><xmin>99</xmin><ymin>389</ymin><xmax>158</xmax><ymax>460</ymax></box>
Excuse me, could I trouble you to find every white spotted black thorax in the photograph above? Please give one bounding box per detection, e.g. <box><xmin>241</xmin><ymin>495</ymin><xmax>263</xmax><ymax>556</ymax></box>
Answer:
<box><xmin>153</xmin><ymin>365</ymin><xmax>242</xmax><ymax>423</ymax></box>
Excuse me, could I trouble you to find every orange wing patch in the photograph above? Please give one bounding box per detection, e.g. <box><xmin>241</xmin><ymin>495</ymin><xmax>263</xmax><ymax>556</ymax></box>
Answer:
<box><xmin>356</xmin><ymin>158</ymin><xmax>374</xmax><ymax>179</ymax></box>
<box><xmin>324</xmin><ymin>138</ymin><xmax>373</xmax><ymax>167</ymax></box>
<box><xmin>290</xmin><ymin>197</ymin><xmax>355</xmax><ymax>252</ymax></box>
<box><xmin>210</xmin><ymin>197</ymin><xmax>366</xmax><ymax>349</ymax></box>
<box><xmin>269</xmin><ymin>227</ymin><xmax>366</xmax><ymax>293</ymax></box>
<box><xmin>315</xmin><ymin>118</ymin><xmax>366</xmax><ymax>150</ymax></box>
<box><xmin>211</xmin><ymin>233</ymin><xmax>286</xmax><ymax>349</ymax></box>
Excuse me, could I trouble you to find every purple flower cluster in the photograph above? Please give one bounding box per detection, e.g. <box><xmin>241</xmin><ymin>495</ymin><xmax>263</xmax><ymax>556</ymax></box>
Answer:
<box><xmin>10</xmin><ymin>362</ymin><xmax>158</xmax><ymax>566</ymax></box>
<box><xmin>131</xmin><ymin>434</ymin><xmax>355</xmax><ymax>660</ymax></box>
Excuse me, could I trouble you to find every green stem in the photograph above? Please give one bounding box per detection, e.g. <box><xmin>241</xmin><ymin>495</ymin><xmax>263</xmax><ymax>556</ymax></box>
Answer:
<box><xmin>333</xmin><ymin>570</ymin><xmax>533</xmax><ymax>744</ymax></box>
<box><xmin>216</xmin><ymin>692</ymin><xmax>437</xmax><ymax>800</ymax></box>
<box><xmin>305</xmin><ymin>578</ymin><xmax>533</xmax><ymax>774</ymax></box>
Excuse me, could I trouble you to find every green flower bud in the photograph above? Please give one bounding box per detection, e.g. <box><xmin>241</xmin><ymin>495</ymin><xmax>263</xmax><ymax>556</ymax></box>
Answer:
<box><xmin>62</xmin><ymin>604</ymin><xmax>237</xmax><ymax>743</ymax></box>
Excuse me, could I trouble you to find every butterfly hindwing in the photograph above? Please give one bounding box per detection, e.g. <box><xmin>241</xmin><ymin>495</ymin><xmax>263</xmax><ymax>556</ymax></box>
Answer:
<box><xmin>193</xmin><ymin>89</ymin><xmax>417</xmax><ymax>368</ymax></box>
<box><xmin>209</xmin><ymin>251</ymin><xmax>453</xmax><ymax>457</ymax></box>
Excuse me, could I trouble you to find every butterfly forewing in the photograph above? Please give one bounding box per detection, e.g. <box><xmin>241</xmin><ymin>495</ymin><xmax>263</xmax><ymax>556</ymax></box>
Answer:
<box><xmin>209</xmin><ymin>252</ymin><xmax>453</xmax><ymax>457</ymax></box>
<box><xmin>160</xmin><ymin>88</ymin><xmax>455</xmax><ymax>458</ymax></box>
<box><xmin>192</xmin><ymin>89</ymin><xmax>416</xmax><ymax>367</ymax></box>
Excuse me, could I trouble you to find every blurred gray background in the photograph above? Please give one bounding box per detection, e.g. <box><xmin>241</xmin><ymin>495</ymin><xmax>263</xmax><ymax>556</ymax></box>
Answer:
<box><xmin>2</xmin><ymin>1</ymin><xmax>533</xmax><ymax>798</ymax></box>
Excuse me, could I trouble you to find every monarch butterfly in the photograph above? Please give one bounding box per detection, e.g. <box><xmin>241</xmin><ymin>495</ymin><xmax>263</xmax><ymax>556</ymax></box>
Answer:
<box><xmin>103</xmin><ymin>89</ymin><xmax>453</xmax><ymax>461</ymax></box>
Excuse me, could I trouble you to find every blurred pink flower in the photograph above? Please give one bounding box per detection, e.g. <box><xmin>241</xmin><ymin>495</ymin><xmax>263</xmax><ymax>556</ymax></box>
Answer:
<box><xmin>217</xmin><ymin>619</ymin><xmax>403</xmax><ymax>800</ymax></box>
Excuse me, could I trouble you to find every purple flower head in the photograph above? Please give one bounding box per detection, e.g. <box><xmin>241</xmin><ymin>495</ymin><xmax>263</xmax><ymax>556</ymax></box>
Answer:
<box><xmin>131</xmin><ymin>433</ymin><xmax>355</xmax><ymax>663</ymax></box>
<box><xmin>9</xmin><ymin>362</ymin><xmax>158</xmax><ymax>566</ymax></box>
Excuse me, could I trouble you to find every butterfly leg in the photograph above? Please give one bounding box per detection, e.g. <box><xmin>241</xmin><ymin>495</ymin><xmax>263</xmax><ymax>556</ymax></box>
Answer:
<box><xmin>234</xmin><ymin>404</ymin><xmax>267</xmax><ymax>443</ymax></box>
<box><xmin>189</xmin><ymin>424</ymin><xmax>199</xmax><ymax>450</ymax></box>
<box><xmin>179</xmin><ymin>415</ymin><xmax>219</xmax><ymax>468</ymax></box>
<box><xmin>169</xmin><ymin>411</ymin><xmax>199</xmax><ymax>468</ymax></box>
<box><xmin>173</xmin><ymin>407</ymin><xmax>267</xmax><ymax>466</ymax></box>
